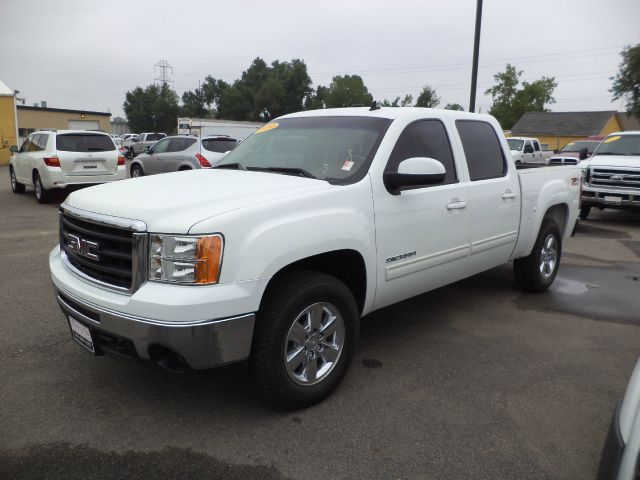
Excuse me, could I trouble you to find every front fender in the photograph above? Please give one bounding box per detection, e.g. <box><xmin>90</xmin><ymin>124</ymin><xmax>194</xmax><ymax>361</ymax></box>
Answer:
<box><xmin>189</xmin><ymin>178</ymin><xmax>378</xmax><ymax>313</ymax></box>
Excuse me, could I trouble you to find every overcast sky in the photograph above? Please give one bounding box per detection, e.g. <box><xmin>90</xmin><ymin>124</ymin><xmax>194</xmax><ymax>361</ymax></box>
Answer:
<box><xmin>1</xmin><ymin>0</ymin><xmax>639</xmax><ymax>119</ymax></box>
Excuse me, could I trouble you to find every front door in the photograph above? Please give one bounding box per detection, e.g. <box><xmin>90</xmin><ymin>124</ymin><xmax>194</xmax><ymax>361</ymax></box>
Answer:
<box><xmin>144</xmin><ymin>138</ymin><xmax>171</xmax><ymax>174</ymax></box>
<box><xmin>373</xmin><ymin>119</ymin><xmax>470</xmax><ymax>310</ymax></box>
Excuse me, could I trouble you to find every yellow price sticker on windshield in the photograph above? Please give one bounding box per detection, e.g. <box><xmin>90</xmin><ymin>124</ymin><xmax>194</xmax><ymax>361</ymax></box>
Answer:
<box><xmin>255</xmin><ymin>123</ymin><xmax>279</xmax><ymax>134</ymax></box>
<box><xmin>566</xmin><ymin>142</ymin><xmax>574</xmax><ymax>146</ymax></box>
<box><xmin>603</xmin><ymin>135</ymin><xmax>621</xmax><ymax>143</ymax></box>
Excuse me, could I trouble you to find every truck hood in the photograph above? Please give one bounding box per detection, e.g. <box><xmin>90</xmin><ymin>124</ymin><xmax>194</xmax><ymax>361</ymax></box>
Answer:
<box><xmin>64</xmin><ymin>169</ymin><xmax>331</xmax><ymax>233</ymax></box>
<box><xmin>580</xmin><ymin>155</ymin><xmax>640</xmax><ymax>169</ymax></box>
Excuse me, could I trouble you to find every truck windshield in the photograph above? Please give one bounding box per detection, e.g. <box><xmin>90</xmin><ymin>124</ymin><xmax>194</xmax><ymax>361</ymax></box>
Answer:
<box><xmin>215</xmin><ymin>116</ymin><xmax>392</xmax><ymax>183</ymax></box>
<box><xmin>560</xmin><ymin>141</ymin><xmax>599</xmax><ymax>153</ymax></box>
<box><xmin>507</xmin><ymin>139</ymin><xmax>523</xmax><ymax>151</ymax></box>
<box><xmin>593</xmin><ymin>135</ymin><xmax>640</xmax><ymax>156</ymax></box>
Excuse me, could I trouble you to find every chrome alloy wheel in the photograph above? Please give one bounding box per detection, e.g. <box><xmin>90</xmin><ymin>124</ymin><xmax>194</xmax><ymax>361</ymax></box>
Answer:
<box><xmin>539</xmin><ymin>234</ymin><xmax>558</xmax><ymax>279</ymax></box>
<box><xmin>283</xmin><ymin>302</ymin><xmax>345</xmax><ymax>386</ymax></box>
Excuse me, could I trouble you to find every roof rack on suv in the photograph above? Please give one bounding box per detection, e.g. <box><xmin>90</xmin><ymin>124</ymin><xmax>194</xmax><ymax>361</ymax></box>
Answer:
<box><xmin>38</xmin><ymin>128</ymin><xmax>57</xmax><ymax>132</ymax></box>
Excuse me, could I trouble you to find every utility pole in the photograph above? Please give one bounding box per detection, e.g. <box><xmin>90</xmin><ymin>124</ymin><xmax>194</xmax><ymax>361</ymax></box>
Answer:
<box><xmin>154</xmin><ymin>59</ymin><xmax>174</xmax><ymax>88</ymax></box>
<box><xmin>469</xmin><ymin>0</ymin><xmax>483</xmax><ymax>113</ymax></box>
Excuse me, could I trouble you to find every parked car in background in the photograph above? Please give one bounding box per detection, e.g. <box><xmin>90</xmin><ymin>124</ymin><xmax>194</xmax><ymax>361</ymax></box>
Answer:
<box><xmin>129</xmin><ymin>135</ymin><xmax>239</xmax><ymax>177</ymax></box>
<box><xmin>597</xmin><ymin>358</ymin><xmax>640</xmax><ymax>480</ymax></box>
<box><xmin>579</xmin><ymin>131</ymin><xmax>640</xmax><ymax>219</ymax></box>
<box><xmin>49</xmin><ymin>107</ymin><xmax>580</xmax><ymax>409</ymax></box>
<box><xmin>126</xmin><ymin>132</ymin><xmax>166</xmax><ymax>158</ymax></box>
<box><xmin>507</xmin><ymin>137</ymin><xmax>552</xmax><ymax>164</ymax></box>
<box><xmin>110</xmin><ymin>134</ymin><xmax>122</xmax><ymax>147</ymax></box>
<box><xmin>548</xmin><ymin>139</ymin><xmax>602</xmax><ymax>165</ymax></box>
<box><xmin>9</xmin><ymin>130</ymin><xmax>125</xmax><ymax>203</ymax></box>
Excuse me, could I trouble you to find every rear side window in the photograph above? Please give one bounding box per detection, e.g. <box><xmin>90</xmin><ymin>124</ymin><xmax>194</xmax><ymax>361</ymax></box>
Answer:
<box><xmin>202</xmin><ymin>138</ymin><xmax>239</xmax><ymax>153</ymax></box>
<box><xmin>168</xmin><ymin>138</ymin><xmax>197</xmax><ymax>152</ymax></box>
<box><xmin>56</xmin><ymin>134</ymin><xmax>115</xmax><ymax>152</ymax></box>
<box><xmin>456</xmin><ymin>121</ymin><xmax>506</xmax><ymax>181</ymax></box>
<box><xmin>386</xmin><ymin>120</ymin><xmax>457</xmax><ymax>184</ymax></box>
<box><xmin>533</xmin><ymin>140</ymin><xmax>540</xmax><ymax>151</ymax></box>
<box><xmin>146</xmin><ymin>133</ymin><xmax>166</xmax><ymax>142</ymax></box>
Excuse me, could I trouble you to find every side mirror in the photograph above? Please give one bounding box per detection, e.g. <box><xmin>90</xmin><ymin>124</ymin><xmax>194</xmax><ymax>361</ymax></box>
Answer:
<box><xmin>524</xmin><ymin>145</ymin><xmax>534</xmax><ymax>153</ymax></box>
<box><xmin>578</xmin><ymin>148</ymin><xmax>588</xmax><ymax>161</ymax></box>
<box><xmin>10</xmin><ymin>145</ymin><xmax>19</xmax><ymax>153</ymax></box>
<box><xmin>383</xmin><ymin>157</ymin><xmax>446</xmax><ymax>195</ymax></box>
<box><xmin>144</xmin><ymin>146</ymin><xmax>151</xmax><ymax>153</ymax></box>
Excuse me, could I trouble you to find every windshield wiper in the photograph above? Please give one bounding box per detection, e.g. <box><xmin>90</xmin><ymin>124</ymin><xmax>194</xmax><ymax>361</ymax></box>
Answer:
<box><xmin>246</xmin><ymin>166</ymin><xmax>317</xmax><ymax>179</ymax></box>
<box><xmin>214</xmin><ymin>163</ymin><xmax>246</xmax><ymax>170</ymax></box>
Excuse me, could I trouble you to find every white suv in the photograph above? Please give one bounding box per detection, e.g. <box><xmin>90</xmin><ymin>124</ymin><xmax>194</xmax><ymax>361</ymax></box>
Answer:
<box><xmin>9</xmin><ymin>130</ymin><xmax>126</xmax><ymax>203</ymax></box>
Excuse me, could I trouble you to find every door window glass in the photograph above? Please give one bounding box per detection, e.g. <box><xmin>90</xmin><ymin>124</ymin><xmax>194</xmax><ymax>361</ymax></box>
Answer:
<box><xmin>533</xmin><ymin>140</ymin><xmax>540</xmax><ymax>151</ymax></box>
<box><xmin>456</xmin><ymin>120</ymin><xmax>507</xmax><ymax>181</ymax></box>
<box><xmin>386</xmin><ymin>120</ymin><xmax>457</xmax><ymax>185</ymax></box>
<box><xmin>150</xmin><ymin>138</ymin><xmax>170</xmax><ymax>154</ymax></box>
<box><xmin>167</xmin><ymin>137</ymin><xmax>197</xmax><ymax>152</ymax></box>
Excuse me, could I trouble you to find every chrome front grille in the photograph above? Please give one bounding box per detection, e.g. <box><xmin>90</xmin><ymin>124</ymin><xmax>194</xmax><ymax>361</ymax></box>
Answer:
<box><xmin>589</xmin><ymin>168</ymin><xmax>640</xmax><ymax>189</ymax></box>
<box><xmin>59</xmin><ymin>205</ymin><xmax>147</xmax><ymax>294</ymax></box>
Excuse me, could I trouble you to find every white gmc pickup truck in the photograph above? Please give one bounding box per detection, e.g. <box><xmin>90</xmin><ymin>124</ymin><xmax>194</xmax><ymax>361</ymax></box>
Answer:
<box><xmin>49</xmin><ymin>107</ymin><xmax>580</xmax><ymax>409</ymax></box>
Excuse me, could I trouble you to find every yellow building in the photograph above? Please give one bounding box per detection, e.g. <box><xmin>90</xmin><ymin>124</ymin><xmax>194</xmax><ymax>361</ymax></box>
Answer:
<box><xmin>510</xmin><ymin>111</ymin><xmax>640</xmax><ymax>151</ymax></box>
<box><xmin>17</xmin><ymin>105</ymin><xmax>111</xmax><ymax>144</ymax></box>
<box><xmin>0</xmin><ymin>80</ymin><xmax>18</xmax><ymax>166</ymax></box>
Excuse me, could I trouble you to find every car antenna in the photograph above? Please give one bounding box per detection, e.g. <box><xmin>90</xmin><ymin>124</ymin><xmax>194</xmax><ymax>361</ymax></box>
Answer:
<box><xmin>369</xmin><ymin>101</ymin><xmax>381</xmax><ymax>111</ymax></box>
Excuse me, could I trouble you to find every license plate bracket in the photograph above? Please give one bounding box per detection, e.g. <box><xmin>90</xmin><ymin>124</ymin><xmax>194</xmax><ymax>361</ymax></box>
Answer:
<box><xmin>604</xmin><ymin>196</ymin><xmax>622</xmax><ymax>205</ymax></box>
<box><xmin>68</xmin><ymin>316</ymin><xmax>95</xmax><ymax>353</ymax></box>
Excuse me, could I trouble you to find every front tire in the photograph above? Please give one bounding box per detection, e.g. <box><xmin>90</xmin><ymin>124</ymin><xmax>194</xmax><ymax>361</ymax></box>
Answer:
<box><xmin>10</xmin><ymin>166</ymin><xmax>25</xmax><ymax>193</ymax></box>
<box><xmin>514</xmin><ymin>220</ymin><xmax>562</xmax><ymax>292</ymax></box>
<box><xmin>252</xmin><ymin>271</ymin><xmax>359</xmax><ymax>410</ymax></box>
<box><xmin>33</xmin><ymin>171</ymin><xmax>50</xmax><ymax>204</ymax></box>
<box><xmin>131</xmin><ymin>165</ymin><xmax>144</xmax><ymax>178</ymax></box>
<box><xmin>579</xmin><ymin>205</ymin><xmax>591</xmax><ymax>220</ymax></box>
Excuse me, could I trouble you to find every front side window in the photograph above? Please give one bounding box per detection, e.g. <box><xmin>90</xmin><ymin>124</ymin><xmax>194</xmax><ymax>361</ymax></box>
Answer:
<box><xmin>150</xmin><ymin>138</ymin><xmax>170</xmax><ymax>154</ymax></box>
<box><xmin>21</xmin><ymin>137</ymin><xmax>33</xmax><ymax>152</ymax></box>
<box><xmin>56</xmin><ymin>133</ymin><xmax>116</xmax><ymax>152</ymax></box>
<box><xmin>456</xmin><ymin>120</ymin><xmax>506</xmax><ymax>181</ymax></box>
<box><xmin>386</xmin><ymin>119</ymin><xmax>457</xmax><ymax>185</ymax></box>
<box><xmin>216</xmin><ymin>116</ymin><xmax>391</xmax><ymax>184</ymax></box>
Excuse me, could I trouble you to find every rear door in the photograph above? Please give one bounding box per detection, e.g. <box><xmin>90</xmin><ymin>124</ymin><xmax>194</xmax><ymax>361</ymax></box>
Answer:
<box><xmin>532</xmin><ymin>140</ymin><xmax>542</xmax><ymax>163</ymax></box>
<box><xmin>455</xmin><ymin>120</ymin><xmax>520</xmax><ymax>273</ymax></box>
<box><xmin>373</xmin><ymin>119</ymin><xmax>471</xmax><ymax>310</ymax></box>
<box><xmin>55</xmin><ymin>133</ymin><xmax>118</xmax><ymax>176</ymax></box>
<box><xmin>523</xmin><ymin>140</ymin><xmax>534</xmax><ymax>163</ymax></box>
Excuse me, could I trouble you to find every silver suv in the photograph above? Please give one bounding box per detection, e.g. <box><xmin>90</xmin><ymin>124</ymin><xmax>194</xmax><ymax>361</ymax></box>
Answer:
<box><xmin>129</xmin><ymin>135</ymin><xmax>239</xmax><ymax>177</ymax></box>
<box><xmin>9</xmin><ymin>130</ymin><xmax>125</xmax><ymax>203</ymax></box>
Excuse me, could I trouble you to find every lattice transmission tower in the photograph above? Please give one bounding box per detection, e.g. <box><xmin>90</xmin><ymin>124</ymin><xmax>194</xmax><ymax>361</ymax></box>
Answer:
<box><xmin>153</xmin><ymin>59</ymin><xmax>174</xmax><ymax>88</ymax></box>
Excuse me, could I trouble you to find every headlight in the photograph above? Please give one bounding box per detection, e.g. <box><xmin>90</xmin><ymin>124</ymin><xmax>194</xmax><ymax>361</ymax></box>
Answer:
<box><xmin>149</xmin><ymin>234</ymin><xmax>223</xmax><ymax>285</ymax></box>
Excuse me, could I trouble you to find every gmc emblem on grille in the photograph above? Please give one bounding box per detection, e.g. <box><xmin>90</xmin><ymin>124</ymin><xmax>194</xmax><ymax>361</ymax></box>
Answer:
<box><xmin>65</xmin><ymin>233</ymin><xmax>100</xmax><ymax>261</ymax></box>
<box><xmin>611</xmin><ymin>175</ymin><xmax>625</xmax><ymax>181</ymax></box>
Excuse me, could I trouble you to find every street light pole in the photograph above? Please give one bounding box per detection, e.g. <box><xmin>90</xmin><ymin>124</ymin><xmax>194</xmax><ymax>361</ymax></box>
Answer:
<box><xmin>469</xmin><ymin>0</ymin><xmax>483</xmax><ymax>113</ymax></box>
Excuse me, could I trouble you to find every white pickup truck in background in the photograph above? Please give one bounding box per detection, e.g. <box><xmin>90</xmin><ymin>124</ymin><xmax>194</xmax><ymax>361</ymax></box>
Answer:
<box><xmin>49</xmin><ymin>107</ymin><xmax>580</xmax><ymax>409</ymax></box>
<box><xmin>507</xmin><ymin>137</ymin><xmax>553</xmax><ymax>164</ymax></box>
<box><xmin>578</xmin><ymin>131</ymin><xmax>640</xmax><ymax>220</ymax></box>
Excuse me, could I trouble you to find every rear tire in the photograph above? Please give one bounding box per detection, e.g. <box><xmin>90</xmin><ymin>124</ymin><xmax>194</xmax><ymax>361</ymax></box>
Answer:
<box><xmin>33</xmin><ymin>171</ymin><xmax>50</xmax><ymax>204</ymax></box>
<box><xmin>131</xmin><ymin>165</ymin><xmax>144</xmax><ymax>178</ymax></box>
<box><xmin>514</xmin><ymin>220</ymin><xmax>562</xmax><ymax>292</ymax></box>
<box><xmin>251</xmin><ymin>270</ymin><xmax>359</xmax><ymax>410</ymax></box>
<box><xmin>579</xmin><ymin>205</ymin><xmax>591</xmax><ymax>220</ymax></box>
<box><xmin>10</xmin><ymin>166</ymin><xmax>25</xmax><ymax>193</ymax></box>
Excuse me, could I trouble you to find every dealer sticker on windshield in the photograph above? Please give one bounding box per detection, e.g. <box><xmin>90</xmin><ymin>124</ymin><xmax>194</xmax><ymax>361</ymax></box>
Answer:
<box><xmin>603</xmin><ymin>136</ymin><xmax>621</xmax><ymax>143</ymax></box>
<box><xmin>255</xmin><ymin>123</ymin><xmax>279</xmax><ymax>134</ymax></box>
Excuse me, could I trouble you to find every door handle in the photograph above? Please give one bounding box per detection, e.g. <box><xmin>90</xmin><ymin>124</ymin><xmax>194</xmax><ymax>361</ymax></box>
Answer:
<box><xmin>446</xmin><ymin>200</ymin><xmax>468</xmax><ymax>210</ymax></box>
<box><xmin>501</xmin><ymin>190</ymin><xmax>518</xmax><ymax>199</ymax></box>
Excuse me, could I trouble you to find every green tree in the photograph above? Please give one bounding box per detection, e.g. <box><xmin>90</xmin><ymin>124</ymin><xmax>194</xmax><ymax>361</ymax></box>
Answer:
<box><xmin>401</xmin><ymin>94</ymin><xmax>414</xmax><ymax>107</ymax></box>
<box><xmin>444</xmin><ymin>103</ymin><xmax>464</xmax><ymax>111</ymax></box>
<box><xmin>207</xmin><ymin>58</ymin><xmax>313</xmax><ymax>121</ymax></box>
<box><xmin>415</xmin><ymin>85</ymin><xmax>440</xmax><ymax>108</ymax></box>
<box><xmin>381</xmin><ymin>96</ymin><xmax>401</xmax><ymax>107</ymax></box>
<box><xmin>485</xmin><ymin>64</ymin><xmax>557</xmax><ymax>129</ymax></box>
<box><xmin>124</xmin><ymin>83</ymin><xmax>179</xmax><ymax>133</ymax></box>
<box><xmin>324</xmin><ymin>75</ymin><xmax>373</xmax><ymax>108</ymax></box>
<box><xmin>304</xmin><ymin>85</ymin><xmax>328</xmax><ymax>110</ymax></box>
<box><xmin>611</xmin><ymin>44</ymin><xmax>640</xmax><ymax>117</ymax></box>
<box><xmin>180</xmin><ymin>87</ymin><xmax>208</xmax><ymax>118</ymax></box>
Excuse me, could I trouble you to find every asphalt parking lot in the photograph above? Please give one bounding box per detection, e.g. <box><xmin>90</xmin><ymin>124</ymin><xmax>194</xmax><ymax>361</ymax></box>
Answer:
<box><xmin>1</xmin><ymin>166</ymin><xmax>639</xmax><ymax>480</ymax></box>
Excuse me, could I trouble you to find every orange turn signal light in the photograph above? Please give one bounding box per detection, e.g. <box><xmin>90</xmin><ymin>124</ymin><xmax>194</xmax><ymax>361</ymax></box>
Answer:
<box><xmin>194</xmin><ymin>235</ymin><xmax>223</xmax><ymax>284</ymax></box>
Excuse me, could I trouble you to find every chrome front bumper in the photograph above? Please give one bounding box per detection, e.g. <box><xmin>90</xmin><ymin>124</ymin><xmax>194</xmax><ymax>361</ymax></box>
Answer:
<box><xmin>55</xmin><ymin>286</ymin><xmax>255</xmax><ymax>369</ymax></box>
